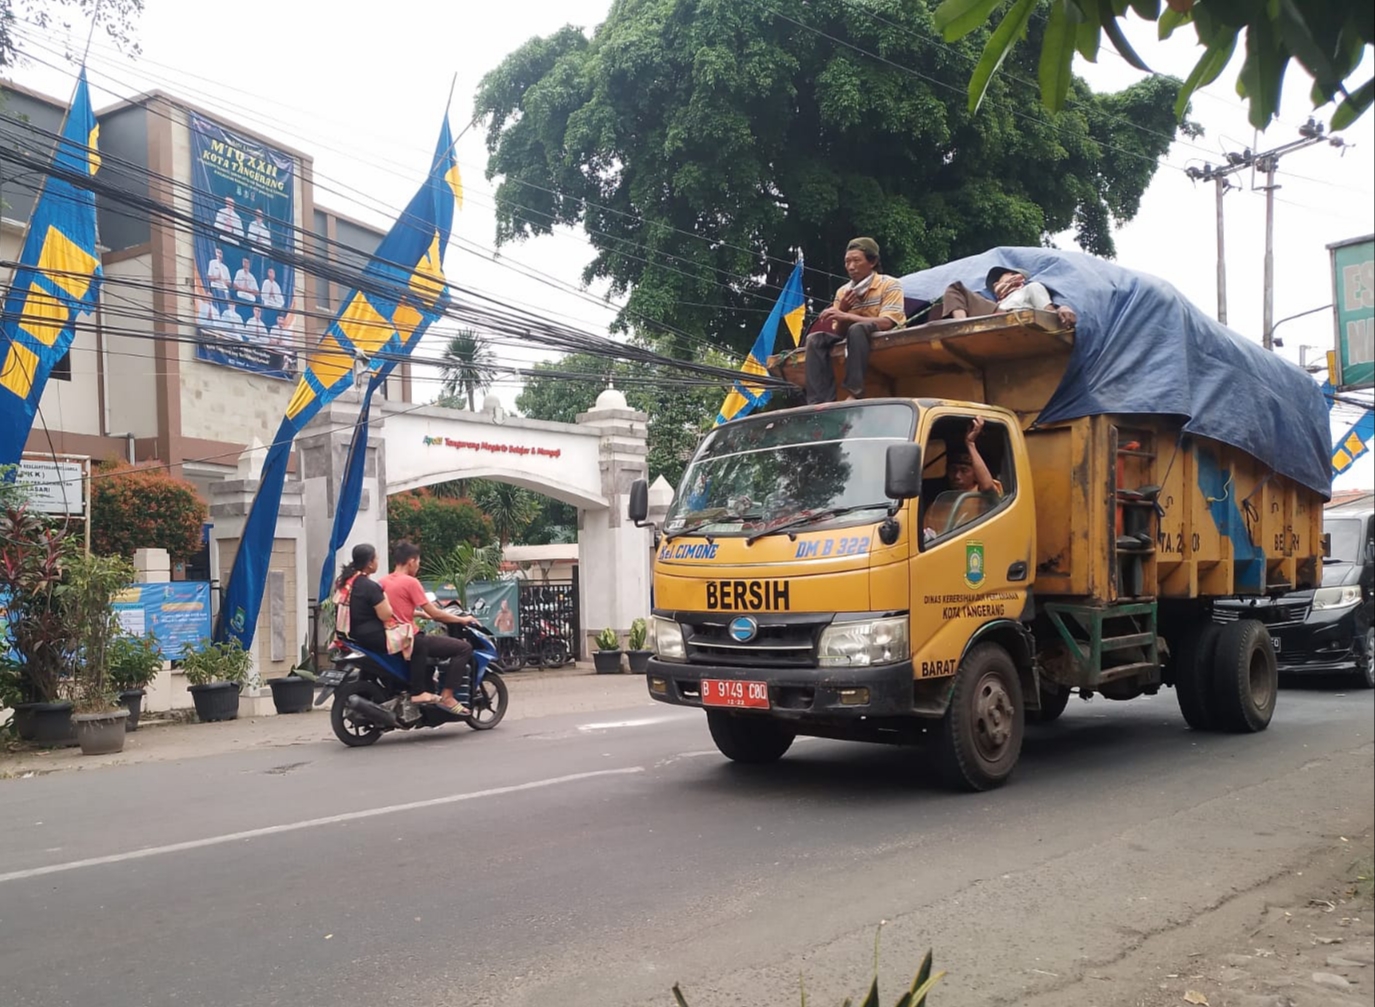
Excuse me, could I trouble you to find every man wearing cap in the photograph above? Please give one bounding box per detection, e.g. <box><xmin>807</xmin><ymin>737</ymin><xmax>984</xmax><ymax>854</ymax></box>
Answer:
<box><xmin>804</xmin><ymin>237</ymin><xmax>907</xmax><ymax>405</ymax></box>
<box><xmin>940</xmin><ymin>266</ymin><xmax>1077</xmax><ymax>328</ymax></box>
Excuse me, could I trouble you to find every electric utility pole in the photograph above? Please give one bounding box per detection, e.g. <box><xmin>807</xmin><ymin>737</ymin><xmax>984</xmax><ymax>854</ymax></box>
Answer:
<box><xmin>1185</xmin><ymin>118</ymin><xmax>1348</xmax><ymax>349</ymax></box>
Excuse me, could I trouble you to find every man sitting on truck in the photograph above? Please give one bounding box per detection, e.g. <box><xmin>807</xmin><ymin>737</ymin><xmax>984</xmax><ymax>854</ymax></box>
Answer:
<box><xmin>924</xmin><ymin>417</ymin><xmax>1004</xmax><ymax>542</ymax></box>
<box><xmin>940</xmin><ymin>266</ymin><xmax>1078</xmax><ymax>328</ymax></box>
<box><xmin>804</xmin><ymin>237</ymin><xmax>907</xmax><ymax>405</ymax></box>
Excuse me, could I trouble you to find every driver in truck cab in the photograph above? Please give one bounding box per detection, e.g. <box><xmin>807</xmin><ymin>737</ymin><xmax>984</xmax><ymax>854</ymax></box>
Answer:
<box><xmin>924</xmin><ymin>417</ymin><xmax>1003</xmax><ymax>543</ymax></box>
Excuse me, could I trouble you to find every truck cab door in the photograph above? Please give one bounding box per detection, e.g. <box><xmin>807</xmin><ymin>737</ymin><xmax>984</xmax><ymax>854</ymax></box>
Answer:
<box><xmin>908</xmin><ymin>407</ymin><xmax>1035</xmax><ymax>682</ymax></box>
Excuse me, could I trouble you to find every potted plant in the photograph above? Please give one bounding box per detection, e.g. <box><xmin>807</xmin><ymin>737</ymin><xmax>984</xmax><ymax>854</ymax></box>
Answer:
<box><xmin>109</xmin><ymin>631</ymin><xmax>163</xmax><ymax>732</ymax></box>
<box><xmin>65</xmin><ymin>552</ymin><xmax>138</xmax><ymax>756</ymax></box>
<box><xmin>265</xmin><ymin>668</ymin><xmax>314</xmax><ymax>715</ymax></box>
<box><xmin>0</xmin><ymin>504</ymin><xmax>79</xmax><ymax>745</ymax></box>
<box><xmin>626</xmin><ymin>618</ymin><xmax>652</xmax><ymax>674</ymax></box>
<box><xmin>593</xmin><ymin>626</ymin><xmax>624</xmax><ymax>674</ymax></box>
<box><xmin>180</xmin><ymin>637</ymin><xmax>252</xmax><ymax>722</ymax></box>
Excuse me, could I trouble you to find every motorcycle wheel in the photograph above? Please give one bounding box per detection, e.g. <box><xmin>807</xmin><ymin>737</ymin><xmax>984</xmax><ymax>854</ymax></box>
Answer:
<box><xmin>331</xmin><ymin>679</ymin><xmax>387</xmax><ymax>747</ymax></box>
<box><xmin>539</xmin><ymin>637</ymin><xmax>571</xmax><ymax>668</ymax></box>
<box><xmin>466</xmin><ymin>671</ymin><xmax>509</xmax><ymax>731</ymax></box>
<box><xmin>496</xmin><ymin>638</ymin><xmax>527</xmax><ymax>673</ymax></box>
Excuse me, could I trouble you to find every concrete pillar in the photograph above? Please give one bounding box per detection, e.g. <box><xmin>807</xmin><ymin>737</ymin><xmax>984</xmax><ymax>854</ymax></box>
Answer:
<box><xmin>575</xmin><ymin>388</ymin><xmax>651</xmax><ymax>658</ymax></box>
<box><xmin>207</xmin><ymin>446</ymin><xmax>309</xmax><ymax>714</ymax></box>
<box><xmin>296</xmin><ymin>399</ymin><xmax>389</xmax><ymax>617</ymax></box>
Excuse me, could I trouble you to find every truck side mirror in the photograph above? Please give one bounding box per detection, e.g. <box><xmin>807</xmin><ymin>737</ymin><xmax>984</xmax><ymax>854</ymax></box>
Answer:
<box><xmin>884</xmin><ymin>444</ymin><xmax>923</xmax><ymax>501</ymax></box>
<box><xmin>628</xmin><ymin>478</ymin><xmax>649</xmax><ymax>524</ymax></box>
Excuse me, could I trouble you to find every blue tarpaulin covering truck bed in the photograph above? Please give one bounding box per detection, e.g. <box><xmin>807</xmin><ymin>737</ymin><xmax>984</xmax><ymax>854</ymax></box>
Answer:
<box><xmin>898</xmin><ymin>247</ymin><xmax>1333</xmax><ymax>498</ymax></box>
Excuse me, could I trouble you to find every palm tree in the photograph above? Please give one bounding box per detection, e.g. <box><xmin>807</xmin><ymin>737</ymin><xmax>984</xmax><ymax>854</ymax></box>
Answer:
<box><xmin>439</xmin><ymin>329</ymin><xmax>497</xmax><ymax>410</ymax></box>
<box><xmin>472</xmin><ymin>480</ymin><xmax>541</xmax><ymax>548</ymax></box>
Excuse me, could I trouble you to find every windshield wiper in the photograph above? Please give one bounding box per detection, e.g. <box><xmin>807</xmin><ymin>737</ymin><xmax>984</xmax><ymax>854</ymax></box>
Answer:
<box><xmin>664</xmin><ymin>521</ymin><xmax>717</xmax><ymax>544</ymax></box>
<box><xmin>745</xmin><ymin>502</ymin><xmax>891</xmax><ymax>546</ymax></box>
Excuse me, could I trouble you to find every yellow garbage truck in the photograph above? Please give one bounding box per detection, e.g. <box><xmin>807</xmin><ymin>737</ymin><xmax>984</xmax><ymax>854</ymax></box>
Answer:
<box><xmin>627</xmin><ymin>256</ymin><xmax>1331</xmax><ymax>791</ymax></box>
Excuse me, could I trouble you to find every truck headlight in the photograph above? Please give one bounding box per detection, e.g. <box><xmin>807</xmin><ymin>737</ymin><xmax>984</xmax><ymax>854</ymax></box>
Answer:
<box><xmin>650</xmin><ymin>616</ymin><xmax>686</xmax><ymax>661</ymax></box>
<box><xmin>817</xmin><ymin>616</ymin><xmax>909</xmax><ymax>668</ymax></box>
<box><xmin>1312</xmin><ymin>586</ymin><xmax>1361</xmax><ymax>610</ymax></box>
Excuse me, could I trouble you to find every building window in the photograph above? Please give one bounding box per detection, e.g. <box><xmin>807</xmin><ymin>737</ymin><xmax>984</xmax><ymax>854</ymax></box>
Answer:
<box><xmin>52</xmin><ymin>349</ymin><xmax>71</xmax><ymax>381</ymax></box>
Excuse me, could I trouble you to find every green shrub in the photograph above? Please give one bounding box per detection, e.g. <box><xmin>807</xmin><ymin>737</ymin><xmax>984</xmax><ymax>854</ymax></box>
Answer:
<box><xmin>109</xmin><ymin>632</ymin><xmax>164</xmax><ymax>691</ymax></box>
<box><xmin>179</xmin><ymin>637</ymin><xmax>253</xmax><ymax>688</ymax></box>
<box><xmin>628</xmin><ymin>618</ymin><xmax>648</xmax><ymax>651</ymax></box>
<box><xmin>672</xmin><ymin>935</ymin><xmax>943</xmax><ymax>1007</ymax></box>
<box><xmin>595</xmin><ymin>626</ymin><xmax>620</xmax><ymax>651</ymax></box>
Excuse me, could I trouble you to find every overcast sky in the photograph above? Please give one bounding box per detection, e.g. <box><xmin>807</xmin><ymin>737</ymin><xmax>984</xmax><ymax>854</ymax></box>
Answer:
<box><xmin>9</xmin><ymin>0</ymin><xmax>1373</xmax><ymax>489</ymax></box>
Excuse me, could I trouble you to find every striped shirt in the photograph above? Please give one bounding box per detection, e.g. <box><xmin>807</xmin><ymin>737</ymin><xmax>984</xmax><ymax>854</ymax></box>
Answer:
<box><xmin>833</xmin><ymin>273</ymin><xmax>906</xmax><ymax>326</ymax></box>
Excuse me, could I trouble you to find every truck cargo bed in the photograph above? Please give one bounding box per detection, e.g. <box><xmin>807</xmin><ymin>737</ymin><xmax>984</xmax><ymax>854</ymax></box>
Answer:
<box><xmin>769</xmin><ymin>313</ymin><xmax>1324</xmax><ymax>602</ymax></box>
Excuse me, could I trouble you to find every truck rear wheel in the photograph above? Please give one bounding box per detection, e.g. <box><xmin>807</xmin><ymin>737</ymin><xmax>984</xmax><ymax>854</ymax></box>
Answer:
<box><xmin>706</xmin><ymin>711</ymin><xmax>795</xmax><ymax>764</ymax></box>
<box><xmin>1212</xmin><ymin>619</ymin><xmax>1278</xmax><ymax>733</ymax></box>
<box><xmin>937</xmin><ymin>643</ymin><xmax>1024</xmax><ymax>791</ymax></box>
<box><xmin>1173</xmin><ymin>622</ymin><xmax>1223</xmax><ymax>731</ymax></box>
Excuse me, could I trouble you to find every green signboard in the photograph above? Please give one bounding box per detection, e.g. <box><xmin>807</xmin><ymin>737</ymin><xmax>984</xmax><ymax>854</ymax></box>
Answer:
<box><xmin>421</xmin><ymin>578</ymin><xmax>519</xmax><ymax>638</ymax></box>
<box><xmin>1329</xmin><ymin>235</ymin><xmax>1374</xmax><ymax>391</ymax></box>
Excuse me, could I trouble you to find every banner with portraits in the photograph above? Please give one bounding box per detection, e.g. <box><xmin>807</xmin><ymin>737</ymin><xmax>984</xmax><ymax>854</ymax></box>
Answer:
<box><xmin>189</xmin><ymin>112</ymin><xmax>298</xmax><ymax>380</ymax></box>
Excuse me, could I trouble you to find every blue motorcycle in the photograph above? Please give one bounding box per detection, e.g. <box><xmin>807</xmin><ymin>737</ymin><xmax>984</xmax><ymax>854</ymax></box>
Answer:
<box><xmin>317</xmin><ymin>598</ymin><xmax>509</xmax><ymax>748</ymax></box>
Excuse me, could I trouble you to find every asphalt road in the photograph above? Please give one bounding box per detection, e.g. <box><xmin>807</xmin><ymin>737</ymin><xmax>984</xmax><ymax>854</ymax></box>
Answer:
<box><xmin>1</xmin><ymin>681</ymin><xmax>1371</xmax><ymax>1007</ymax></box>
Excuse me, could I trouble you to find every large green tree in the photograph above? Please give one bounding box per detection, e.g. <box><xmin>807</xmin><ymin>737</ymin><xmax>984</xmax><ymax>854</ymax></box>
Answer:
<box><xmin>437</xmin><ymin>329</ymin><xmax>499</xmax><ymax>411</ymax></box>
<box><xmin>476</xmin><ymin>0</ymin><xmax>1193</xmax><ymax>354</ymax></box>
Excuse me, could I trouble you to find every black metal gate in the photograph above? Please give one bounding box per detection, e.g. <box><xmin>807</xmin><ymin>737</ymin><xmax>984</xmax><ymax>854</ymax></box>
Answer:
<box><xmin>518</xmin><ymin>574</ymin><xmax>579</xmax><ymax>667</ymax></box>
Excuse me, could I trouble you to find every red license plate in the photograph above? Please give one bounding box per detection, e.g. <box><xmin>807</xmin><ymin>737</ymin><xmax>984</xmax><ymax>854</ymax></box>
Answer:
<box><xmin>701</xmin><ymin>679</ymin><xmax>770</xmax><ymax>709</ymax></box>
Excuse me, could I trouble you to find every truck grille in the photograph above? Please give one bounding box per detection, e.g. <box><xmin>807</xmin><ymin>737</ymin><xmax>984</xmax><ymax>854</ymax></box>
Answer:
<box><xmin>683</xmin><ymin>618</ymin><xmax>822</xmax><ymax>668</ymax></box>
<box><xmin>1213</xmin><ymin>600</ymin><xmax>1310</xmax><ymax>629</ymax></box>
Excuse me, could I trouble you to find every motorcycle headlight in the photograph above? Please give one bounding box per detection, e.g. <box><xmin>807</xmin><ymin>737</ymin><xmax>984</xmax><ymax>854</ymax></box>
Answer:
<box><xmin>817</xmin><ymin>616</ymin><xmax>909</xmax><ymax>668</ymax></box>
<box><xmin>650</xmin><ymin>616</ymin><xmax>686</xmax><ymax>661</ymax></box>
<box><xmin>1312</xmin><ymin>586</ymin><xmax>1362</xmax><ymax>610</ymax></box>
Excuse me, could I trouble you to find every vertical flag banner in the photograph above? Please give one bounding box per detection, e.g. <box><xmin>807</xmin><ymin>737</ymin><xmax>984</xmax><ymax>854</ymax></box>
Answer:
<box><xmin>715</xmin><ymin>260</ymin><xmax>806</xmax><ymax>425</ymax></box>
<box><xmin>0</xmin><ymin>70</ymin><xmax>103</xmax><ymax>467</ymax></box>
<box><xmin>188</xmin><ymin>112</ymin><xmax>299</xmax><ymax>380</ymax></box>
<box><xmin>1331</xmin><ymin>409</ymin><xmax>1374</xmax><ymax>476</ymax></box>
<box><xmin>217</xmin><ymin>117</ymin><xmax>461</xmax><ymax>649</ymax></box>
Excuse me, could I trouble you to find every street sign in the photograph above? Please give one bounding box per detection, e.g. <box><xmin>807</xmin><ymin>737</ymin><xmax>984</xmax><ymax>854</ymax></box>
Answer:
<box><xmin>1328</xmin><ymin>234</ymin><xmax>1374</xmax><ymax>392</ymax></box>
<box><xmin>16</xmin><ymin>459</ymin><xmax>87</xmax><ymax>516</ymax></box>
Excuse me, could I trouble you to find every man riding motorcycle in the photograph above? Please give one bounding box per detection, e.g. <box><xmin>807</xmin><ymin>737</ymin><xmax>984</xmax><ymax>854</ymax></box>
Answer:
<box><xmin>380</xmin><ymin>540</ymin><xmax>481</xmax><ymax>716</ymax></box>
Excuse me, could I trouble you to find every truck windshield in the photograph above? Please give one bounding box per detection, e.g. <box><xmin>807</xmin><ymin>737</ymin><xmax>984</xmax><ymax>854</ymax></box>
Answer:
<box><xmin>663</xmin><ymin>402</ymin><xmax>918</xmax><ymax>538</ymax></box>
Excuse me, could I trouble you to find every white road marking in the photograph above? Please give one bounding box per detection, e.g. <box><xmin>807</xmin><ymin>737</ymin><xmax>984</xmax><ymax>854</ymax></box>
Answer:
<box><xmin>0</xmin><ymin>767</ymin><xmax>645</xmax><ymax>885</ymax></box>
<box><xmin>577</xmin><ymin>714</ymin><xmax>691</xmax><ymax>731</ymax></box>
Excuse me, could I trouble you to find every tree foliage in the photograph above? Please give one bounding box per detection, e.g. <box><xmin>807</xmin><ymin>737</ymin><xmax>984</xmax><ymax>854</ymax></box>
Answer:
<box><xmin>937</xmin><ymin>0</ymin><xmax>1372</xmax><ymax>130</ymax></box>
<box><xmin>438</xmin><ymin>329</ymin><xmax>498</xmax><ymax>411</ymax></box>
<box><xmin>477</xmin><ymin>0</ymin><xmax>1191</xmax><ymax>353</ymax></box>
<box><xmin>469</xmin><ymin>478</ymin><xmax>542</xmax><ymax>546</ymax></box>
<box><xmin>1</xmin><ymin>0</ymin><xmax>143</xmax><ymax>69</ymax></box>
<box><xmin>91</xmin><ymin>462</ymin><xmax>207</xmax><ymax>563</ymax></box>
<box><xmin>386</xmin><ymin>490</ymin><xmax>495</xmax><ymax>565</ymax></box>
<box><xmin>515</xmin><ymin>353</ymin><xmax>729</xmax><ymax>490</ymax></box>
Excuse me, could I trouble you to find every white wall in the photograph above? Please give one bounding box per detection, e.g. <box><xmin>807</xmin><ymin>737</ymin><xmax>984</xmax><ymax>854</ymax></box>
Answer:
<box><xmin>102</xmin><ymin>253</ymin><xmax>160</xmax><ymax>438</ymax></box>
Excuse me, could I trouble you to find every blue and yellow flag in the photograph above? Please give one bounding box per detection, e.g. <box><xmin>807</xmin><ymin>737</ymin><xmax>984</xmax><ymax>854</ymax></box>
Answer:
<box><xmin>0</xmin><ymin>69</ymin><xmax>102</xmax><ymax>467</ymax></box>
<box><xmin>1332</xmin><ymin>409</ymin><xmax>1373</xmax><ymax>476</ymax></box>
<box><xmin>715</xmin><ymin>260</ymin><xmax>806</xmax><ymax>425</ymax></box>
<box><xmin>217</xmin><ymin>115</ymin><xmax>461</xmax><ymax>649</ymax></box>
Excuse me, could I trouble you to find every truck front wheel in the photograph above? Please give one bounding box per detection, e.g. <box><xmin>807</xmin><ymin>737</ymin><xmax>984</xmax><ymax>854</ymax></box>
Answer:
<box><xmin>937</xmin><ymin>643</ymin><xmax>1025</xmax><ymax>791</ymax></box>
<box><xmin>1212</xmin><ymin>619</ymin><xmax>1278</xmax><ymax>733</ymax></box>
<box><xmin>706</xmin><ymin>711</ymin><xmax>795</xmax><ymax>764</ymax></box>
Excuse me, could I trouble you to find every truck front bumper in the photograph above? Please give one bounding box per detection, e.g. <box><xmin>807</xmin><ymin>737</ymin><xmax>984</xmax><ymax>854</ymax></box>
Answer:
<box><xmin>645</xmin><ymin>657</ymin><xmax>919</xmax><ymax>719</ymax></box>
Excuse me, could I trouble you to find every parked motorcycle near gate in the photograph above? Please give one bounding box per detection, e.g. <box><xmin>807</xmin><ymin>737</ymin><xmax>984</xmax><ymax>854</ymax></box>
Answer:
<box><xmin>315</xmin><ymin>598</ymin><xmax>509</xmax><ymax>747</ymax></box>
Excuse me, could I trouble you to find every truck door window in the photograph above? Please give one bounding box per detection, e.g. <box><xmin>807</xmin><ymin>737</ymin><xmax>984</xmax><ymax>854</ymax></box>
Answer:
<box><xmin>920</xmin><ymin>415</ymin><xmax>1016</xmax><ymax>546</ymax></box>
